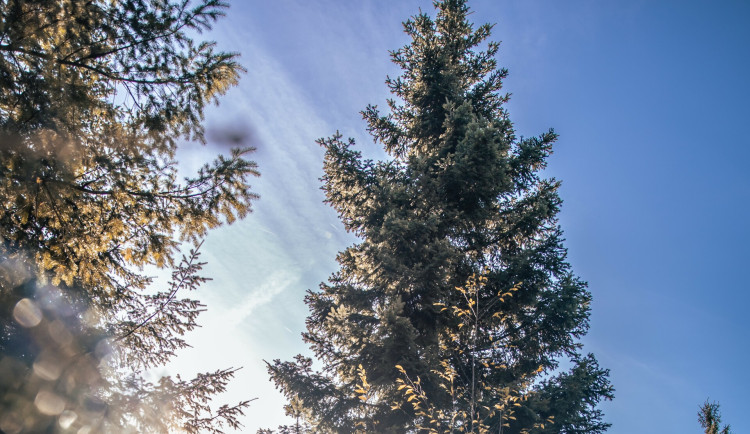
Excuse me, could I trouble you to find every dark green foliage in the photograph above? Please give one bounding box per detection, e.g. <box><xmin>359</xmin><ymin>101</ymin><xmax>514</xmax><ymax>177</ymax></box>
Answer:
<box><xmin>0</xmin><ymin>0</ymin><xmax>257</xmax><ymax>432</ymax></box>
<box><xmin>268</xmin><ymin>1</ymin><xmax>612</xmax><ymax>432</ymax></box>
<box><xmin>699</xmin><ymin>400</ymin><xmax>731</xmax><ymax>434</ymax></box>
<box><xmin>527</xmin><ymin>354</ymin><xmax>614</xmax><ymax>433</ymax></box>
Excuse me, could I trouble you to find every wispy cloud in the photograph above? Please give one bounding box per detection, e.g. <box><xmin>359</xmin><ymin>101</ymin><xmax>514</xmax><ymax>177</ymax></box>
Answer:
<box><xmin>164</xmin><ymin>6</ymin><xmax>365</xmax><ymax>430</ymax></box>
<box><xmin>222</xmin><ymin>270</ymin><xmax>299</xmax><ymax>329</ymax></box>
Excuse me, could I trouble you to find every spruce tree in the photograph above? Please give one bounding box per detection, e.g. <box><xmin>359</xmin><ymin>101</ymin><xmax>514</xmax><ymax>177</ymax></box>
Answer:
<box><xmin>268</xmin><ymin>1</ymin><xmax>613</xmax><ymax>432</ymax></box>
<box><xmin>0</xmin><ymin>0</ymin><xmax>256</xmax><ymax>431</ymax></box>
<box><xmin>699</xmin><ymin>400</ymin><xmax>732</xmax><ymax>434</ymax></box>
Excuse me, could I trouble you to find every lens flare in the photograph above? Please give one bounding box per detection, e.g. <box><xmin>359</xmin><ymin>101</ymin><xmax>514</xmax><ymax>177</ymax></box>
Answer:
<box><xmin>13</xmin><ymin>298</ymin><xmax>43</xmax><ymax>328</ymax></box>
<box><xmin>34</xmin><ymin>390</ymin><xmax>66</xmax><ymax>416</ymax></box>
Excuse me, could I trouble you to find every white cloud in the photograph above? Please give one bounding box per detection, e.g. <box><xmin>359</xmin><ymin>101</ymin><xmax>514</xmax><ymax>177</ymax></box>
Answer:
<box><xmin>221</xmin><ymin>270</ymin><xmax>299</xmax><ymax>329</ymax></box>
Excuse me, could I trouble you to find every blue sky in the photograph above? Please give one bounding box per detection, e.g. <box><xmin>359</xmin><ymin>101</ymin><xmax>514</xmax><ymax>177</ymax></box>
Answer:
<box><xmin>165</xmin><ymin>0</ymin><xmax>750</xmax><ymax>432</ymax></box>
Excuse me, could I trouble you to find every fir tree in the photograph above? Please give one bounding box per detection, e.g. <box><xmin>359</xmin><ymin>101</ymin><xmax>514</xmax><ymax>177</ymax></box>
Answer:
<box><xmin>0</xmin><ymin>0</ymin><xmax>256</xmax><ymax>431</ymax></box>
<box><xmin>699</xmin><ymin>400</ymin><xmax>732</xmax><ymax>434</ymax></box>
<box><xmin>268</xmin><ymin>1</ymin><xmax>613</xmax><ymax>432</ymax></box>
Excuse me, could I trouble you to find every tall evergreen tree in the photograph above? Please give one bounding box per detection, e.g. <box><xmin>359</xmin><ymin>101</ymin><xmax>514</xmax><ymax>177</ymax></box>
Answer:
<box><xmin>699</xmin><ymin>400</ymin><xmax>732</xmax><ymax>434</ymax></box>
<box><xmin>269</xmin><ymin>1</ymin><xmax>612</xmax><ymax>432</ymax></box>
<box><xmin>0</xmin><ymin>0</ymin><xmax>256</xmax><ymax>431</ymax></box>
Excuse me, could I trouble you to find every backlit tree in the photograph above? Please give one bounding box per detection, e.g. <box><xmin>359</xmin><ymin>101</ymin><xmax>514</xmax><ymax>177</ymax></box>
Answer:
<box><xmin>268</xmin><ymin>1</ymin><xmax>612</xmax><ymax>432</ymax></box>
<box><xmin>0</xmin><ymin>0</ymin><xmax>257</xmax><ymax>432</ymax></box>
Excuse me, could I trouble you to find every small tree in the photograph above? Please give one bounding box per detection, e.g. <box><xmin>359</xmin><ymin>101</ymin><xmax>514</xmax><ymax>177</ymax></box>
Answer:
<box><xmin>269</xmin><ymin>0</ymin><xmax>613</xmax><ymax>432</ymax></box>
<box><xmin>256</xmin><ymin>396</ymin><xmax>314</xmax><ymax>434</ymax></box>
<box><xmin>0</xmin><ymin>0</ymin><xmax>257</xmax><ymax>431</ymax></box>
<box><xmin>699</xmin><ymin>400</ymin><xmax>731</xmax><ymax>434</ymax></box>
